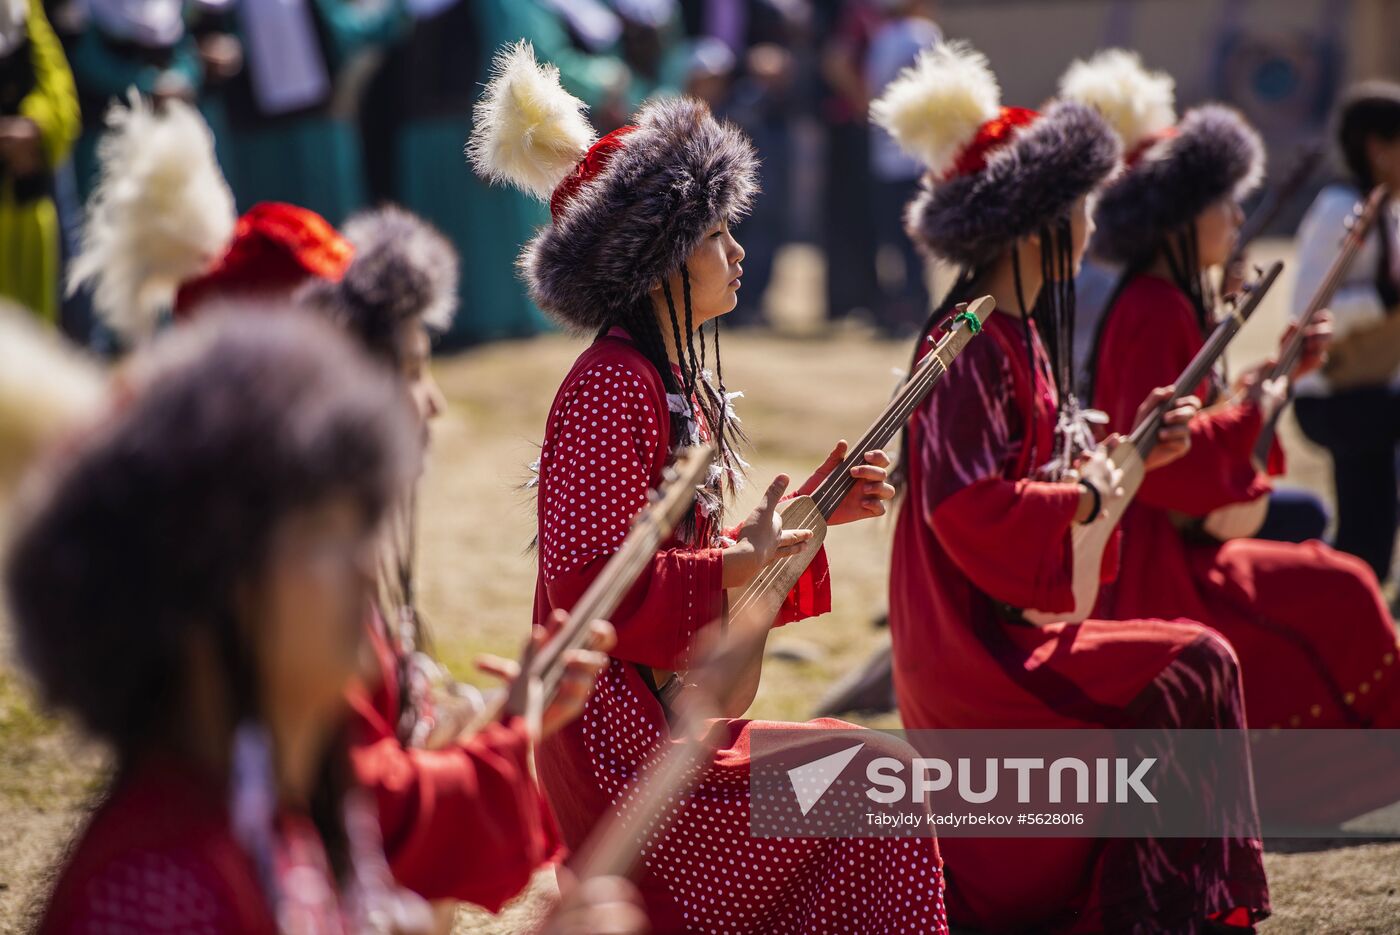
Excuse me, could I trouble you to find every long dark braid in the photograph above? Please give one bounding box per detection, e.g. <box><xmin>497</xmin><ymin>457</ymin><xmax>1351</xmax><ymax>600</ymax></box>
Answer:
<box><xmin>1031</xmin><ymin>218</ymin><xmax>1080</xmax><ymax>412</ymax></box>
<box><xmin>610</xmin><ymin>280</ymin><xmax>746</xmax><ymax>542</ymax></box>
<box><xmin>376</xmin><ymin>495</ymin><xmax>428</xmax><ymax>745</ymax></box>
<box><xmin>1161</xmin><ymin>225</ymin><xmax>1212</xmax><ymax>335</ymax></box>
<box><xmin>1024</xmin><ymin>221</ymin><xmax>1087</xmax><ymax>475</ymax></box>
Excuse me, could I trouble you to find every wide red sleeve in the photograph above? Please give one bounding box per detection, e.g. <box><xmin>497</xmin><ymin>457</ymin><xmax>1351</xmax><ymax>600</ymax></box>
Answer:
<box><xmin>539</xmin><ymin>361</ymin><xmax>725</xmax><ymax>670</ymax></box>
<box><xmin>932</xmin><ymin>478</ymin><xmax>1086</xmax><ymax>613</ymax></box>
<box><xmin>912</xmin><ymin>329</ymin><xmax>1118</xmax><ymax>612</ymax></box>
<box><xmin>1096</xmin><ymin>284</ymin><xmax>1271</xmax><ymax>516</ymax></box>
<box><xmin>348</xmin><ymin>707</ymin><xmax>563</xmax><ymax>910</ymax></box>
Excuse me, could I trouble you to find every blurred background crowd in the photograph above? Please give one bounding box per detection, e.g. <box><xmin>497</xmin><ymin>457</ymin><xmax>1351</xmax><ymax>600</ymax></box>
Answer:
<box><xmin>2</xmin><ymin>0</ymin><xmax>1398</xmax><ymax>349</ymax></box>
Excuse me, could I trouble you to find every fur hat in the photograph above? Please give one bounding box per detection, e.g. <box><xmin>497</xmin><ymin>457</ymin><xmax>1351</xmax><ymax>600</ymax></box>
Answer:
<box><xmin>297</xmin><ymin>206</ymin><xmax>460</xmax><ymax>351</ymax></box>
<box><xmin>871</xmin><ymin>41</ymin><xmax>1120</xmax><ymax>268</ymax></box>
<box><xmin>67</xmin><ymin>92</ymin><xmax>237</xmax><ymax>342</ymax></box>
<box><xmin>1061</xmin><ymin>50</ymin><xmax>1265</xmax><ymax>266</ymax></box>
<box><xmin>468</xmin><ymin>41</ymin><xmax>757</xmax><ymax>332</ymax></box>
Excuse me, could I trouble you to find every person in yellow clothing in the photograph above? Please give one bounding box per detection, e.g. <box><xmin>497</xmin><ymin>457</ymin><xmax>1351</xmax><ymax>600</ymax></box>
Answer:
<box><xmin>0</xmin><ymin>0</ymin><xmax>79</xmax><ymax>323</ymax></box>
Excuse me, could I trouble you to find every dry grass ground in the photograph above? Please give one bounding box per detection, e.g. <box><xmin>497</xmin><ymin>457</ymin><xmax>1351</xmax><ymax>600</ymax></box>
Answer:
<box><xmin>1</xmin><ymin>241</ymin><xmax>1397</xmax><ymax>933</ymax></box>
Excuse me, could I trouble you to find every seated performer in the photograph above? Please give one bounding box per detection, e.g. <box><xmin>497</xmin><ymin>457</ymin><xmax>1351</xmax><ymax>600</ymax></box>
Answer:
<box><xmin>66</xmin><ymin>95</ymin><xmax>644</xmax><ymax>933</ymax></box>
<box><xmin>874</xmin><ymin>42</ymin><xmax>1269</xmax><ymax>932</ymax></box>
<box><xmin>470</xmin><ymin>41</ymin><xmax>948</xmax><ymax>934</ymax></box>
<box><xmin>1292</xmin><ymin>81</ymin><xmax>1400</xmax><ymax>585</ymax></box>
<box><xmin>298</xmin><ymin>206</ymin><xmax>639</xmax><ymax>929</ymax></box>
<box><xmin>1072</xmin><ymin>51</ymin><xmax>1400</xmax><ymax>733</ymax></box>
<box><xmin>8</xmin><ymin>312</ymin><xmax>433</xmax><ymax>932</ymax></box>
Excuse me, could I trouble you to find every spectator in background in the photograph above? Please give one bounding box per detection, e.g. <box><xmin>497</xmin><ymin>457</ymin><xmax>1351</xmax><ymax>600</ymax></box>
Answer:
<box><xmin>185</xmin><ymin>0</ymin><xmax>245</xmax><ymax>196</ymax></box>
<box><xmin>66</xmin><ymin>0</ymin><xmax>201</xmax><ymax>201</ymax></box>
<box><xmin>1292</xmin><ymin>82</ymin><xmax>1400</xmax><ymax>584</ymax></box>
<box><xmin>682</xmin><ymin>34</ymin><xmax>733</xmax><ymax>109</ymax></box>
<box><xmin>608</xmin><ymin>0</ymin><xmax>686</xmax><ymax>106</ymax></box>
<box><xmin>820</xmin><ymin>0</ymin><xmax>880</xmax><ymax>325</ymax></box>
<box><xmin>864</xmin><ymin>0</ymin><xmax>938</xmax><ymax>335</ymax></box>
<box><xmin>721</xmin><ymin>39</ymin><xmax>799</xmax><ymax>326</ymax></box>
<box><xmin>0</xmin><ymin>0</ymin><xmax>79</xmax><ymax>324</ymax></box>
<box><xmin>221</xmin><ymin>0</ymin><xmax>408</xmax><ymax>224</ymax></box>
<box><xmin>441</xmin><ymin>0</ymin><xmax>630</xmax><ymax>344</ymax></box>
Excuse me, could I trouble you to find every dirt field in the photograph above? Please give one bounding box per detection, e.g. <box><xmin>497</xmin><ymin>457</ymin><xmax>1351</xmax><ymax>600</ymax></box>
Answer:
<box><xmin>2</xmin><ymin>242</ymin><xmax>1397</xmax><ymax>933</ymax></box>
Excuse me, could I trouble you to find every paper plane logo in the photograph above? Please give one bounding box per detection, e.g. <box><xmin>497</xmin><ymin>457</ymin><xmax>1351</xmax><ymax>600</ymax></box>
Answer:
<box><xmin>788</xmin><ymin>742</ymin><xmax>865</xmax><ymax>816</ymax></box>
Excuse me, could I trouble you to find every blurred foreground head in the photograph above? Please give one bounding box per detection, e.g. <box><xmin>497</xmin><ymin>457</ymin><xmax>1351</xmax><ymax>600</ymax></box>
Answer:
<box><xmin>4</xmin><ymin>308</ymin><xmax>419</xmax><ymax>760</ymax></box>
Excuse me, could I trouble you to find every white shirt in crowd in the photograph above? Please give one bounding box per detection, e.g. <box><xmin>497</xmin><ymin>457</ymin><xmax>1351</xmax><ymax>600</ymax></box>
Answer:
<box><xmin>1291</xmin><ymin>183</ymin><xmax>1400</xmax><ymax>396</ymax></box>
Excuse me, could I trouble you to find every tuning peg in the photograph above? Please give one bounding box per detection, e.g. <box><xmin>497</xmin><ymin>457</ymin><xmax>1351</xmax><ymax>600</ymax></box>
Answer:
<box><xmin>935</xmin><ymin>303</ymin><xmax>970</xmax><ymax>337</ymax></box>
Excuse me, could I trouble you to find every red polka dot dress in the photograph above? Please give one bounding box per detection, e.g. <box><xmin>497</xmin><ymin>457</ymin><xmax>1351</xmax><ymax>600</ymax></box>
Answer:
<box><xmin>36</xmin><ymin>756</ymin><xmax>341</xmax><ymax>935</ymax></box>
<box><xmin>532</xmin><ymin>330</ymin><xmax>947</xmax><ymax>934</ymax></box>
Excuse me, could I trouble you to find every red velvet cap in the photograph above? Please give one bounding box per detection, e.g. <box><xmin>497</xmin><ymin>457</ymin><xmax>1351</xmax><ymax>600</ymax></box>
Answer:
<box><xmin>944</xmin><ymin>106</ymin><xmax>1041</xmax><ymax>180</ymax></box>
<box><xmin>173</xmin><ymin>202</ymin><xmax>354</xmax><ymax>318</ymax></box>
<box><xmin>548</xmin><ymin>126</ymin><xmax>638</xmax><ymax>221</ymax></box>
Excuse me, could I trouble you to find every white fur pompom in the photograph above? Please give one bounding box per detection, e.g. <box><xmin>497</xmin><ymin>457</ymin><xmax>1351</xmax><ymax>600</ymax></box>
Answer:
<box><xmin>467</xmin><ymin>40</ymin><xmax>597</xmax><ymax>200</ymax></box>
<box><xmin>67</xmin><ymin>91</ymin><xmax>236</xmax><ymax>343</ymax></box>
<box><xmin>1059</xmin><ymin>49</ymin><xmax>1176</xmax><ymax>153</ymax></box>
<box><xmin>0</xmin><ymin>302</ymin><xmax>104</xmax><ymax>494</ymax></box>
<box><xmin>870</xmin><ymin>40</ymin><xmax>1001</xmax><ymax>177</ymax></box>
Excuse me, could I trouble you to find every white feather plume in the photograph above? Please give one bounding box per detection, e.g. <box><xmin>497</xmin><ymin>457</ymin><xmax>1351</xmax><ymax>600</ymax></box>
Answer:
<box><xmin>870</xmin><ymin>40</ymin><xmax>1001</xmax><ymax>177</ymax></box>
<box><xmin>467</xmin><ymin>40</ymin><xmax>597</xmax><ymax>200</ymax></box>
<box><xmin>0</xmin><ymin>302</ymin><xmax>105</xmax><ymax>496</ymax></box>
<box><xmin>1059</xmin><ymin>49</ymin><xmax>1176</xmax><ymax>153</ymax></box>
<box><xmin>67</xmin><ymin>91</ymin><xmax>236</xmax><ymax>343</ymax></box>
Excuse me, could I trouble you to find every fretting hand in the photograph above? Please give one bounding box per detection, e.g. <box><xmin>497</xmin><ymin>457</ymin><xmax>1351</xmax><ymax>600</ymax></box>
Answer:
<box><xmin>796</xmin><ymin>440</ymin><xmax>895</xmax><ymax>526</ymax></box>
<box><xmin>1134</xmin><ymin>385</ymin><xmax>1199</xmax><ymax>471</ymax></box>
<box><xmin>1280</xmin><ymin>308</ymin><xmax>1333</xmax><ymax>379</ymax></box>
<box><xmin>722</xmin><ymin>474</ymin><xmax>813</xmax><ymax>589</ymax></box>
<box><xmin>476</xmin><ymin>610</ymin><xmax>615</xmax><ymax>742</ymax></box>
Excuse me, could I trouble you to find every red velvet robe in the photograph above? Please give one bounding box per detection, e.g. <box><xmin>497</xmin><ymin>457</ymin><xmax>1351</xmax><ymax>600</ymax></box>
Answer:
<box><xmin>889</xmin><ymin>310</ymin><xmax>1269</xmax><ymax>932</ymax></box>
<box><xmin>38</xmin><ymin>756</ymin><xmax>335</xmax><ymax>934</ymax></box>
<box><xmin>534</xmin><ymin>330</ymin><xmax>947</xmax><ymax>934</ymax></box>
<box><xmin>347</xmin><ymin>611</ymin><xmax>564</xmax><ymax>910</ymax></box>
<box><xmin>1091</xmin><ymin>274</ymin><xmax>1400</xmax><ymax>731</ymax></box>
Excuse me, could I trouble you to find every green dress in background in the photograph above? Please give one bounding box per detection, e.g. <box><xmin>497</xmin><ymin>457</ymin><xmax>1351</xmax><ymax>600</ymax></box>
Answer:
<box><xmin>226</xmin><ymin>0</ymin><xmax>407</xmax><ymax>225</ymax></box>
<box><xmin>394</xmin><ymin>0</ymin><xmax>629</xmax><ymax>344</ymax></box>
<box><xmin>0</xmin><ymin>0</ymin><xmax>80</xmax><ymax>322</ymax></box>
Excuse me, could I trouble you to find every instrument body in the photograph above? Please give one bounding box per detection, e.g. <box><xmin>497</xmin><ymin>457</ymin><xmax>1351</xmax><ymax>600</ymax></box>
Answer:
<box><xmin>1200</xmin><ymin>495</ymin><xmax>1270</xmax><ymax>541</ymax></box>
<box><xmin>1021</xmin><ymin>262</ymin><xmax>1283</xmax><ymax>624</ymax></box>
<box><xmin>1022</xmin><ymin>442</ymin><xmax>1145</xmax><ymax>626</ymax></box>
<box><xmin>723</xmin><ymin>495</ymin><xmax>828</xmax><ymax>624</ymax></box>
